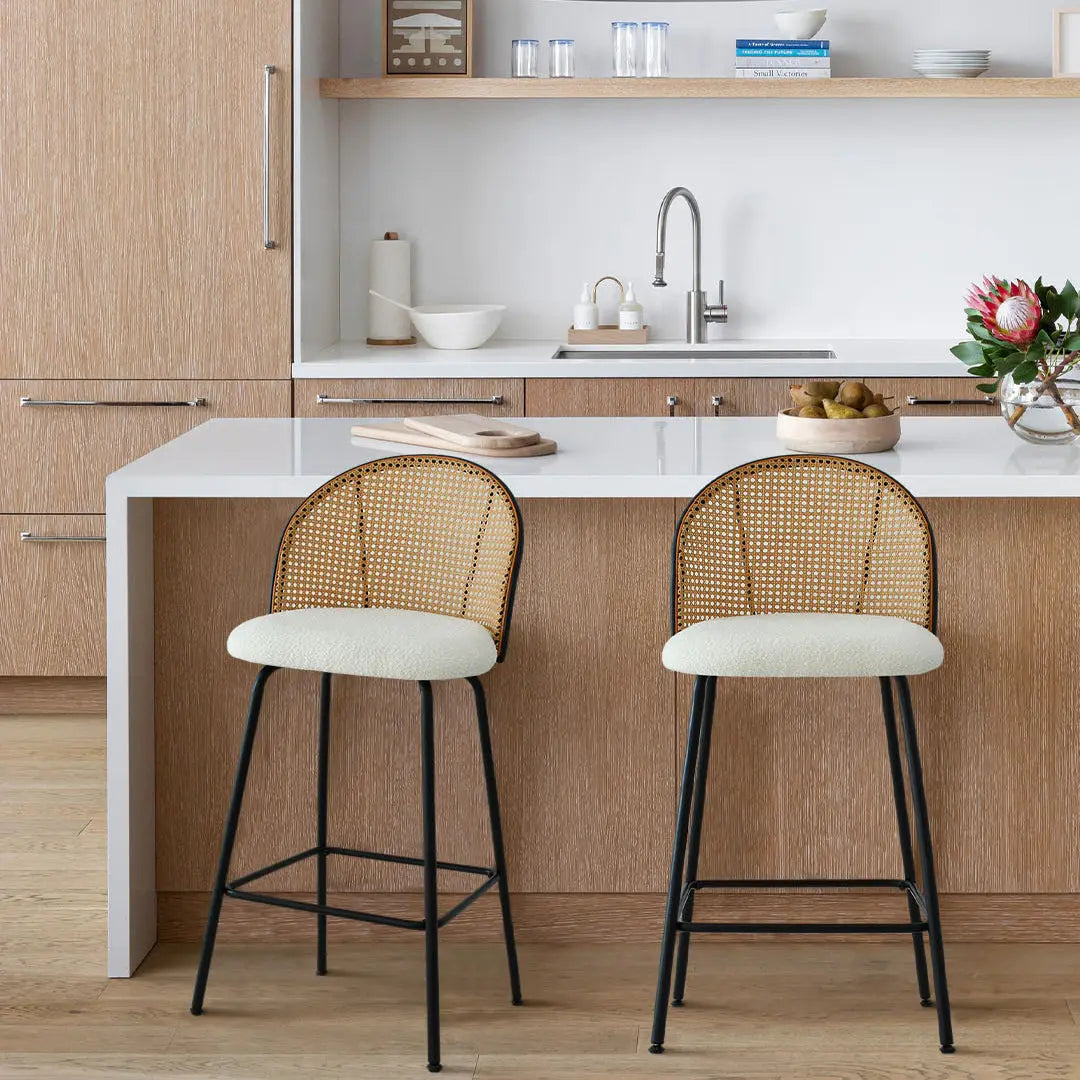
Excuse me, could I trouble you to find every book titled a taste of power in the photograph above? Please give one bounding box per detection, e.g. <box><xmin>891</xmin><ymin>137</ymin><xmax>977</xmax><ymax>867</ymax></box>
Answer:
<box><xmin>736</xmin><ymin>39</ymin><xmax>830</xmax><ymax>55</ymax></box>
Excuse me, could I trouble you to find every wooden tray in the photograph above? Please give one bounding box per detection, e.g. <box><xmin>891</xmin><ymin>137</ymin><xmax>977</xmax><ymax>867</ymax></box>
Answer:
<box><xmin>567</xmin><ymin>325</ymin><xmax>649</xmax><ymax>345</ymax></box>
<box><xmin>352</xmin><ymin>420</ymin><xmax>557</xmax><ymax>457</ymax></box>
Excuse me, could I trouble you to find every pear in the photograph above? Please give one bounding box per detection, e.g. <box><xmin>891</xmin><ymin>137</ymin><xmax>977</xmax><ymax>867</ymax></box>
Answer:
<box><xmin>861</xmin><ymin>403</ymin><xmax>892</xmax><ymax>419</ymax></box>
<box><xmin>798</xmin><ymin>404</ymin><xmax>827</xmax><ymax>419</ymax></box>
<box><xmin>823</xmin><ymin>398</ymin><xmax>863</xmax><ymax>420</ymax></box>
<box><xmin>803</xmin><ymin>380</ymin><xmax>840</xmax><ymax>402</ymax></box>
<box><xmin>838</xmin><ymin>381</ymin><xmax>873</xmax><ymax>410</ymax></box>
<box><xmin>790</xmin><ymin>386</ymin><xmax>821</xmax><ymax>410</ymax></box>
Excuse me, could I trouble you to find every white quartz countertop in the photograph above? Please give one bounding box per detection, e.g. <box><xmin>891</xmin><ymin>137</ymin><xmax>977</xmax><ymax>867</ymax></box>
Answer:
<box><xmin>107</xmin><ymin>417</ymin><xmax>1080</xmax><ymax>500</ymax></box>
<box><xmin>294</xmin><ymin>339</ymin><xmax>969</xmax><ymax>380</ymax></box>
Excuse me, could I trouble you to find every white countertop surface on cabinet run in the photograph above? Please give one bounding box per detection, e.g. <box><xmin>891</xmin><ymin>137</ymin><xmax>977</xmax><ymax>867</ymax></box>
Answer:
<box><xmin>294</xmin><ymin>339</ymin><xmax>968</xmax><ymax>380</ymax></box>
<box><xmin>107</xmin><ymin>417</ymin><xmax>1080</xmax><ymax>500</ymax></box>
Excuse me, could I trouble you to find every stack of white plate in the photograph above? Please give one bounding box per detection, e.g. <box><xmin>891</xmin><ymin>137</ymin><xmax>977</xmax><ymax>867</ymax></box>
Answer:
<box><xmin>913</xmin><ymin>50</ymin><xmax>990</xmax><ymax>78</ymax></box>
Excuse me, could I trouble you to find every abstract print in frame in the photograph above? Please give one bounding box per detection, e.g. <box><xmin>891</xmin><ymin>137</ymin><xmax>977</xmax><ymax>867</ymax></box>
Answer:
<box><xmin>385</xmin><ymin>0</ymin><xmax>474</xmax><ymax>77</ymax></box>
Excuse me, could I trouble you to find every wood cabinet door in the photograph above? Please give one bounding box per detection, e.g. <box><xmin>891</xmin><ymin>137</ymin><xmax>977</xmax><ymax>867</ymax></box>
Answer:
<box><xmin>0</xmin><ymin>380</ymin><xmax>291</xmax><ymax>514</ymax></box>
<box><xmin>0</xmin><ymin>516</ymin><xmax>106</xmax><ymax>676</ymax></box>
<box><xmin>294</xmin><ymin>379</ymin><xmax>525</xmax><ymax>417</ymax></box>
<box><xmin>526</xmin><ymin>379</ymin><xmax>701</xmax><ymax>417</ymax></box>
<box><xmin>0</xmin><ymin>1</ymin><xmax>291</xmax><ymax>379</ymax></box>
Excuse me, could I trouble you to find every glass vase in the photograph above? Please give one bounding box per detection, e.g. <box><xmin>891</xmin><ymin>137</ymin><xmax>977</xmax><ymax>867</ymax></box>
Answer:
<box><xmin>999</xmin><ymin>371</ymin><xmax>1080</xmax><ymax>445</ymax></box>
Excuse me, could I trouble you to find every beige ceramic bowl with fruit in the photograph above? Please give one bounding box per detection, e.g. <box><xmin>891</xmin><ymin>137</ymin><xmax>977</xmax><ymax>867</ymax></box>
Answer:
<box><xmin>777</xmin><ymin>380</ymin><xmax>902</xmax><ymax>454</ymax></box>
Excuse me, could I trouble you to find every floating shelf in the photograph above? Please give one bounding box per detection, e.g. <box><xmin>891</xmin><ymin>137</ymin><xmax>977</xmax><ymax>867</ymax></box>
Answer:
<box><xmin>321</xmin><ymin>76</ymin><xmax>1080</xmax><ymax>100</ymax></box>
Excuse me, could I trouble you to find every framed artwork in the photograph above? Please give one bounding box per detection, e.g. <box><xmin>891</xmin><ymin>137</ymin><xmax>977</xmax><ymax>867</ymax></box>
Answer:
<box><xmin>384</xmin><ymin>0</ymin><xmax>474</xmax><ymax>77</ymax></box>
<box><xmin>1053</xmin><ymin>9</ymin><xmax>1080</xmax><ymax>76</ymax></box>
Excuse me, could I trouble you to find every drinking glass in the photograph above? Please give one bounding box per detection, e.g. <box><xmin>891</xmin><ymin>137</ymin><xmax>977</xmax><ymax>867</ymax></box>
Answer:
<box><xmin>643</xmin><ymin>22</ymin><xmax>670</xmax><ymax>77</ymax></box>
<box><xmin>511</xmin><ymin>39</ymin><xmax>539</xmax><ymax>78</ymax></box>
<box><xmin>550</xmin><ymin>39</ymin><xmax>575</xmax><ymax>78</ymax></box>
<box><xmin>612</xmin><ymin>22</ymin><xmax>638</xmax><ymax>78</ymax></box>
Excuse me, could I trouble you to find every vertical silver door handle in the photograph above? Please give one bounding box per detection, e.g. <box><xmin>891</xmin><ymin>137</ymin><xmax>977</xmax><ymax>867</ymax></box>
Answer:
<box><xmin>667</xmin><ymin>395</ymin><xmax>679</xmax><ymax>417</ymax></box>
<box><xmin>711</xmin><ymin>394</ymin><xmax>725</xmax><ymax>417</ymax></box>
<box><xmin>263</xmin><ymin>65</ymin><xmax>277</xmax><ymax>251</ymax></box>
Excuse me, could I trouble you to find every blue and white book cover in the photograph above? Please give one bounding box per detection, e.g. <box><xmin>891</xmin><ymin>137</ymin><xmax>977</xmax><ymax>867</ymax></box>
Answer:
<box><xmin>736</xmin><ymin>39</ymin><xmax>830</xmax><ymax>49</ymax></box>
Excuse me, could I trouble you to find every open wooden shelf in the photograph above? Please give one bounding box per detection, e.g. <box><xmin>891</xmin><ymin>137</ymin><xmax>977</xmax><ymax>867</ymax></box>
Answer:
<box><xmin>321</xmin><ymin>76</ymin><xmax>1080</xmax><ymax>100</ymax></box>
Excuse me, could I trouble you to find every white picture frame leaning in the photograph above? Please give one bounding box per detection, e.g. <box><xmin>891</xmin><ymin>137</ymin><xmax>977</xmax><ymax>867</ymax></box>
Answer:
<box><xmin>1053</xmin><ymin>8</ymin><xmax>1080</xmax><ymax>76</ymax></box>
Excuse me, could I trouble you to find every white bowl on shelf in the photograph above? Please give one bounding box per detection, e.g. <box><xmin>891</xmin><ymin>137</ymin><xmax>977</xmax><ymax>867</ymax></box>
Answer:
<box><xmin>408</xmin><ymin>304</ymin><xmax>507</xmax><ymax>350</ymax></box>
<box><xmin>773</xmin><ymin>8</ymin><xmax>827</xmax><ymax>40</ymax></box>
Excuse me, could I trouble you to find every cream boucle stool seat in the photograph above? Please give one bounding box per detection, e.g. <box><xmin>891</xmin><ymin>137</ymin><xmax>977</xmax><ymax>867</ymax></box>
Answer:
<box><xmin>191</xmin><ymin>456</ymin><xmax>525</xmax><ymax>1074</ymax></box>
<box><xmin>649</xmin><ymin>455</ymin><xmax>954</xmax><ymax>1057</ymax></box>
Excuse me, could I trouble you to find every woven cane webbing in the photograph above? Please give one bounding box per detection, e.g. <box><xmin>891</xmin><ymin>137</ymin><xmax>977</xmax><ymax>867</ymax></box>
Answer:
<box><xmin>270</xmin><ymin>456</ymin><xmax>522</xmax><ymax>658</ymax></box>
<box><xmin>673</xmin><ymin>455</ymin><xmax>935</xmax><ymax>634</ymax></box>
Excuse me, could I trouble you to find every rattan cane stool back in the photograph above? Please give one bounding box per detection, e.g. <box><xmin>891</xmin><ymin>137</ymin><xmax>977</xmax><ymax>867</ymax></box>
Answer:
<box><xmin>672</xmin><ymin>455</ymin><xmax>936</xmax><ymax>635</ymax></box>
<box><xmin>270</xmin><ymin>456</ymin><xmax>523</xmax><ymax>660</ymax></box>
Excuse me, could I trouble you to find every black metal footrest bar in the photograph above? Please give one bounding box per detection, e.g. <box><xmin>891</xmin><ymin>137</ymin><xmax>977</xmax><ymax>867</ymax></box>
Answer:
<box><xmin>677</xmin><ymin>877</ymin><xmax>928</xmax><ymax>935</ymax></box>
<box><xmin>224</xmin><ymin>846</ymin><xmax>498</xmax><ymax>931</ymax></box>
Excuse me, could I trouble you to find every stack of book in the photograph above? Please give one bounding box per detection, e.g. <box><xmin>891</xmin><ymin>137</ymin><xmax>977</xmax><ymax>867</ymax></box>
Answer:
<box><xmin>735</xmin><ymin>39</ymin><xmax>831</xmax><ymax>79</ymax></box>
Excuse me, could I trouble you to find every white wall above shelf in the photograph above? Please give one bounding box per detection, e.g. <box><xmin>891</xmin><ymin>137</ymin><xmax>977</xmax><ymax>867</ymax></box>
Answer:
<box><xmin>320</xmin><ymin>76</ymin><xmax>1080</xmax><ymax>100</ymax></box>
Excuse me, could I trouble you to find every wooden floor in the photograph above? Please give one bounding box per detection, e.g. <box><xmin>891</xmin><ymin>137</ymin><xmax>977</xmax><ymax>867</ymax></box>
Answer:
<box><xmin>4</xmin><ymin>715</ymin><xmax>1080</xmax><ymax>1078</ymax></box>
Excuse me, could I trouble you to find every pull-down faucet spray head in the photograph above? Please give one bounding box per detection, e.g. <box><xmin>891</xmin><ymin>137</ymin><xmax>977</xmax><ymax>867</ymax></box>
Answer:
<box><xmin>653</xmin><ymin>253</ymin><xmax>668</xmax><ymax>288</ymax></box>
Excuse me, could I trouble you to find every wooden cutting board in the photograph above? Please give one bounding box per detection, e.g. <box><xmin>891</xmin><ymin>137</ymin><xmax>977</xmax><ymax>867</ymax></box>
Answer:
<box><xmin>351</xmin><ymin>420</ymin><xmax>557</xmax><ymax>458</ymax></box>
<box><xmin>404</xmin><ymin>413</ymin><xmax>540</xmax><ymax>449</ymax></box>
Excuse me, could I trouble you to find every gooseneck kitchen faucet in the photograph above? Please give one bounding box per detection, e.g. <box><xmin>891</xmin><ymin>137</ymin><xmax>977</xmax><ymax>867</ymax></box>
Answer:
<box><xmin>653</xmin><ymin>187</ymin><xmax>728</xmax><ymax>345</ymax></box>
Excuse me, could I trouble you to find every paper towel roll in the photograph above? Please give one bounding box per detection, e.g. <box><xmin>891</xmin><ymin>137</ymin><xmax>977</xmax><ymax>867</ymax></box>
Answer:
<box><xmin>367</xmin><ymin>233</ymin><xmax>415</xmax><ymax>345</ymax></box>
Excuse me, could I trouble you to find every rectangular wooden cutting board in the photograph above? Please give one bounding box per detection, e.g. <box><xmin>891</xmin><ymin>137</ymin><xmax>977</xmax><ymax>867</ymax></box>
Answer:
<box><xmin>403</xmin><ymin>413</ymin><xmax>540</xmax><ymax>449</ymax></box>
<box><xmin>351</xmin><ymin>420</ymin><xmax>557</xmax><ymax>457</ymax></box>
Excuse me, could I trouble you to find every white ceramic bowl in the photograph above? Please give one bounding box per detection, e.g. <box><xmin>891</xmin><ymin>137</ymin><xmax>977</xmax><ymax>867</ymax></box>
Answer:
<box><xmin>776</xmin><ymin>409</ymin><xmax>901</xmax><ymax>454</ymax></box>
<box><xmin>773</xmin><ymin>9</ymin><xmax>827</xmax><ymax>40</ymax></box>
<box><xmin>407</xmin><ymin>304</ymin><xmax>506</xmax><ymax>350</ymax></box>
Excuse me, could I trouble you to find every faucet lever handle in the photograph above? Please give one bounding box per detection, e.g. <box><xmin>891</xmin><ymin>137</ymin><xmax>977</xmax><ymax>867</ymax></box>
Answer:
<box><xmin>717</xmin><ymin>280</ymin><xmax>725</xmax><ymax>307</ymax></box>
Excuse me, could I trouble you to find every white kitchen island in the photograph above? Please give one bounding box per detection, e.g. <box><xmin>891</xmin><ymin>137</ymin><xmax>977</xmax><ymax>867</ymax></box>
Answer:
<box><xmin>106</xmin><ymin>416</ymin><xmax>1080</xmax><ymax>976</ymax></box>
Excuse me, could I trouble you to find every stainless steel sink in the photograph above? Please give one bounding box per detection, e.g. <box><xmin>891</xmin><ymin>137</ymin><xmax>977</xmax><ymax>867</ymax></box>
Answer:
<box><xmin>552</xmin><ymin>347</ymin><xmax>837</xmax><ymax>361</ymax></box>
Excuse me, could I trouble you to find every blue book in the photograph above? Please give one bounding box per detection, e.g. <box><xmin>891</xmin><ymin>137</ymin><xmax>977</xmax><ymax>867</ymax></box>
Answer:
<box><xmin>736</xmin><ymin>39</ymin><xmax>830</xmax><ymax>49</ymax></box>
<box><xmin>736</xmin><ymin>48</ymin><xmax>830</xmax><ymax>57</ymax></box>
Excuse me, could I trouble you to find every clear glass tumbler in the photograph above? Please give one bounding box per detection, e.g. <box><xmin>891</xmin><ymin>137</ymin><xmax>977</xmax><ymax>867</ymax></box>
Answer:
<box><xmin>642</xmin><ymin>22</ymin><xmax>670</xmax><ymax>77</ymax></box>
<box><xmin>612</xmin><ymin>22</ymin><xmax>638</xmax><ymax>78</ymax></box>
<box><xmin>511</xmin><ymin>39</ymin><xmax>539</xmax><ymax>78</ymax></box>
<box><xmin>549</xmin><ymin>39</ymin><xmax>575</xmax><ymax>78</ymax></box>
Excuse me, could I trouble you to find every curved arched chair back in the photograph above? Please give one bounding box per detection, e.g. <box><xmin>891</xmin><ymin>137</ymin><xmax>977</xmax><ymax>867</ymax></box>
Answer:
<box><xmin>672</xmin><ymin>455</ymin><xmax>936</xmax><ymax>635</ymax></box>
<box><xmin>270</xmin><ymin>455</ymin><xmax>523</xmax><ymax>661</ymax></box>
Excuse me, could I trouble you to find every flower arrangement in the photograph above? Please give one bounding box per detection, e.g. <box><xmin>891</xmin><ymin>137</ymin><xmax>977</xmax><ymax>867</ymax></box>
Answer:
<box><xmin>951</xmin><ymin>277</ymin><xmax>1080</xmax><ymax>436</ymax></box>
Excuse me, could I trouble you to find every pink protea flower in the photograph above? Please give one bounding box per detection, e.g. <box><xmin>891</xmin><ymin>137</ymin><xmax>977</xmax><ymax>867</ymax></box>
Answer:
<box><xmin>966</xmin><ymin>277</ymin><xmax>1043</xmax><ymax>347</ymax></box>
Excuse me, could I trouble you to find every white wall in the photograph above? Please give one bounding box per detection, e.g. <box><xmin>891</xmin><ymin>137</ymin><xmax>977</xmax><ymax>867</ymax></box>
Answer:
<box><xmin>335</xmin><ymin>1</ymin><xmax>1078</xmax><ymax>343</ymax></box>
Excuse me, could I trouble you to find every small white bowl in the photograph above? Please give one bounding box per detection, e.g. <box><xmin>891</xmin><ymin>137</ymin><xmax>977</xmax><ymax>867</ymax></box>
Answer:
<box><xmin>408</xmin><ymin>305</ymin><xmax>506</xmax><ymax>350</ymax></box>
<box><xmin>773</xmin><ymin>9</ymin><xmax>827</xmax><ymax>40</ymax></box>
<box><xmin>777</xmin><ymin>409</ymin><xmax>901</xmax><ymax>454</ymax></box>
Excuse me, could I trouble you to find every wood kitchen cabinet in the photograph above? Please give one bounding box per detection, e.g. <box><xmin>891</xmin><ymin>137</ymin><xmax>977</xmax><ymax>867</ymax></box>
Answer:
<box><xmin>724</xmin><ymin>378</ymin><xmax>997</xmax><ymax>417</ymax></box>
<box><xmin>294</xmin><ymin>380</ymin><xmax>525</xmax><ymax>417</ymax></box>
<box><xmin>0</xmin><ymin>0</ymin><xmax>291</xmax><ymax>379</ymax></box>
<box><xmin>526</xmin><ymin>379</ymin><xmax>704</xmax><ymax>417</ymax></box>
<box><xmin>0</xmin><ymin>381</ymin><xmax>291</xmax><ymax>513</ymax></box>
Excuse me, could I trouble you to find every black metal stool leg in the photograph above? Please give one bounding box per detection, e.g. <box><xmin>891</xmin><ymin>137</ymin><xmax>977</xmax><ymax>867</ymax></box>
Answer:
<box><xmin>191</xmin><ymin>665</ymin><xmax>278</xmax><ymax>1015</ymax></box>
<box><xmin>896</xmin><ymin>676</ymin><xmax>955</xmax><ymax>1054</ymax></box>
<box><xmin>879</xmin><ymin>677</ymin><xmax>932</xmax><ymax>1006</ymax></box>
<box><xmin>316</xmin><ymin>672</ymin><xmax>332</xmax><ymax>976</ymax></box>
<box><xmin>672</xmin><ymin>676</ymin><xmax>717</xmax><ymax>1007</ymax></box>
<box><xmin>649</xmin><ymin>675</ymin><xmax>708</xmax><ymax>1054</ymax></box>
<box><xmin>468</xmin><ymin>676</ymin><xmax>523</xmax><ymax>1006</ymax></box>
<box><xmin>419</xmin><ymin>681</ymin><xmax>442</xmax><ymax>1073</ymax></box>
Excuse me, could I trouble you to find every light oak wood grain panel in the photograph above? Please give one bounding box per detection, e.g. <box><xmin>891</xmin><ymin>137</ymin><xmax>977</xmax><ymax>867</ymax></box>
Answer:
<box><xmin>526</xmin><ymin>379</ymin><xmax>703</xmax><ymax>417</ymax></box>
<box><xmin>0</xmin><ymin>678</ymin><xmax>105</xmax><ymax>715</ymax></box>
<box><xmin>0</xmin><ymin>380</ymin><xmax>291</xmax><ymax>513</ymax></box>
<box><xmin>0</xmin><ymin>1</ymin><xmax>291</xmax><ymax>379</ymax></box>
<box><xmin>154</xmin><ymin>499</ymin><xmax>675</xmax><ymax>896</ymax></box>
<box><xmin>294</xmin><ymin>379</ymin><xmax>524</xmax><ymax>417</ymax></box>
<box><xmin>0</xmin><ymin>517</ymin><xmax>105</xmax><ymax>676</ymax></box>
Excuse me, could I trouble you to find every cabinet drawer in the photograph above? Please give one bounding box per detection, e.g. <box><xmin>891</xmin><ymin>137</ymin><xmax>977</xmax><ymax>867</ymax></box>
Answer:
<box><xmin>0</xmin><ymin>516</ymin><xmax>105</xmax><ymax>676</ymax></box>
<box><xmin>526</xmin><ymin>379</ymin><xmax>701</xmax><ymax>417</ymax></box>
<box><xmin>295</xmin><ymin>379</ymin><xmax>524</xmax><ymax>417</ymax></box>
<box><xmin>0</xmin><ymin>380</ymin><xmax>291</xmax><ymax>513</ymax></box>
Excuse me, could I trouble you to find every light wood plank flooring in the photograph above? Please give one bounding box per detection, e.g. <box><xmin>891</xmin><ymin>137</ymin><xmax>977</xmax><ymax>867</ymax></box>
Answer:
<box><xmin>3</xmin><ymin>715</ymin><xmax>1080</xmax><ymax>1077</ymax></box>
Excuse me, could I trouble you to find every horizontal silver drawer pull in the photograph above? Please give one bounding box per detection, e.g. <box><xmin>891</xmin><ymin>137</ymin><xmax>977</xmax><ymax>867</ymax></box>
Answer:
<box><xmin>20</xmin><ymin>533</ymin><xmax>105</xmax><ymax>544</ymax></box>
<box><xmin>20</xmin><ymin>397</ymin><xmax>207</xmax><ymax>408</ymax></box>
<box><xmin>316</xmin><ymin>395</ymin><xmax>504</xmax><ymax>406</ymax></box>
<box><xmin>906</xmin><ymin>396</ymin><xmax>996</xmax><ymax>407</ymax></box>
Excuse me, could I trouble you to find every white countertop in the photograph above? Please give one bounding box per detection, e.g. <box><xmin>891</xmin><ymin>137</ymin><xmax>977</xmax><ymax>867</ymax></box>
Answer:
<box><xmin>294</xmin><ymin>339</ymin><xmax>969</xmax><ymax>380</ymax></box>
<box><xmin>107</xmin><ymin>416</ymin><xmax>1080</xmax><ymax>500</ymax></box>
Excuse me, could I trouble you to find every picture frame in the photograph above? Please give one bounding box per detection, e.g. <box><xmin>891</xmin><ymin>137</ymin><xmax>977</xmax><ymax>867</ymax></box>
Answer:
<box><xmin>384</xmin><ymin>0</ymin><xmax>474</xmax><ymax>78</ymax></box>
<box><xmin>1053</xmin><ymin>8</ymin><xmax>1080</xmax><ymax>76</ymax></box>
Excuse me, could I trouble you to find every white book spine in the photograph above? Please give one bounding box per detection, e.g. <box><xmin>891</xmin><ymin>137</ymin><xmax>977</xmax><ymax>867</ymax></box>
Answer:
<box><xmin>734</xmin><ymin>68</ymin><xmax>832</xmax><ymax>78</ymax></box>
<box><xmin>734</xmin><ymin>56</ymin><xmax>832</xmax><ymax>69</ymax></box>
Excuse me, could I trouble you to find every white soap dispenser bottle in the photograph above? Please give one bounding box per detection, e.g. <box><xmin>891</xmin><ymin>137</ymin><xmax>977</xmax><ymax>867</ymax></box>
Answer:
<box><xmin>619</xmin><ymin>281</ymin><xmax>645</xmax><ymax>332</ymax></box>
<box><xmin>573</xmin><ymin>282</ymin><xmax>599</xmax><ymax>331</ymax></box>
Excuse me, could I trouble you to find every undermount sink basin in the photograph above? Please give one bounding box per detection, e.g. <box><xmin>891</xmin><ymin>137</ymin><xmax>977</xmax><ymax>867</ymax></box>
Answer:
<box><xmin>552</xmin><ymin>347</ymin><xmax>837</xmax><ymax>361</ymax></box>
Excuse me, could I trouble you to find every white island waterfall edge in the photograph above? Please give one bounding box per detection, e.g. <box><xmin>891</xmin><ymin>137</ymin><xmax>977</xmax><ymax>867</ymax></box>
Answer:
<box><xmin>106</xmin><ymin>416</ymin><xmax>1080</xmax><ymax>975</ymax></box>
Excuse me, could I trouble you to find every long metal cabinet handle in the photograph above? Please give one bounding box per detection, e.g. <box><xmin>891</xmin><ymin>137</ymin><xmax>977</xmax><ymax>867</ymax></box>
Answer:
<box><xmin>316</xmin><ymin>395</ymin><xmax>504</xmax><ymax>406</ymax></box>
<box><xmin>906</xmin><ymin>396</ymin><xmax>996</xmax><ymax>407</ymax></box>
<box><xmin>263</xmin><ymin>65</ymin><xmax>278</xmax><ymax>250</ymax></box>
<box><xmin>20</xmin><ymin>397</ymin><xmax>207</xmax><ymax>408</ymax></box>
<box><xmin>20</xmin><ymin>533</ymin><xmax>106</xmax><ymax>544</ymax></box>
<box><xmin>666</xmin><ymin>395</ymin><xmax>679</xmax><ymax>417</ymax></box>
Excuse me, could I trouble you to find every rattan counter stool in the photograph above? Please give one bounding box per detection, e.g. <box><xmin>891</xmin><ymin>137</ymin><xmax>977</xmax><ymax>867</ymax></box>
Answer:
<box><xmin>649</xmin><ymin>454</ymin><xmax>954</xmax><ymax>1056</ymax></box>
<box><xmin>189</xmin><ymin>455</ymin><xmax>524</xmax><ymax>1073</ymax></box>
